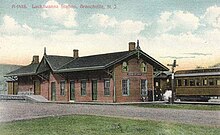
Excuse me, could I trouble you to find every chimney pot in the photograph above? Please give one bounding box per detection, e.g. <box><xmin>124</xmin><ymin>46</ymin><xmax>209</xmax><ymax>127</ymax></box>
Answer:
<box><xmin>73</xmin><ymin>49</ymin><xmax>79</xmax><ymax>59</ymax></box>
<box><xmin>32</xmin><ymin>55</ymin><xmax>39</xmax><ymax>64</ymax></box>
<box><xmin>128</xmin><ymin>42</ymin><xmax>136</xmax><ymax>51</ymax></box>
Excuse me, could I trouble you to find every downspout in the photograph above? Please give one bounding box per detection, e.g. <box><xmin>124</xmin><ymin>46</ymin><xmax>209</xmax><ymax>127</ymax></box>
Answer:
<box><xmin>113</xmin><ymin>66</ymin><xmax>116</xmax><ymax>103</ymax></box>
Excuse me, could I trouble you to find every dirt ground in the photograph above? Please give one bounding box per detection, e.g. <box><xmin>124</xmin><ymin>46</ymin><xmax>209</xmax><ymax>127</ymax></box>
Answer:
<box><xmin>0</xmin><ymin>101</ymin><xmax>219</xmax><ymax>126</ymax></box>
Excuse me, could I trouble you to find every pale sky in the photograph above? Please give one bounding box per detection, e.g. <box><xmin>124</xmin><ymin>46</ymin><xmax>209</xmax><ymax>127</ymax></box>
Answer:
<box><xmin>0</xmin><ymin>0</ymin><xmax>220</xmax><ymax>70</ymax></box>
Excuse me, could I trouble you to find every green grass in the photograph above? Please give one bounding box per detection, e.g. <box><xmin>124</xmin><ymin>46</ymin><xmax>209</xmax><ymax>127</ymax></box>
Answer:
<box><xmin>131</xmin><ymin>104</ymin><xmax>220</xmax><ymax>111</ymax></box>
<box><xmin>0</xmin><ymin>115</ymin><xmax>219</xmax><ymax>135</ymax></box>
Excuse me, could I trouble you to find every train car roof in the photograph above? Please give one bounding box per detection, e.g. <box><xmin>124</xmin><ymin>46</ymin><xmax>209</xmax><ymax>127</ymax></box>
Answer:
<box><xmin>175</xmin><ymin>67</ymin><xmax>220</xmax><ymax>77</ymax></box>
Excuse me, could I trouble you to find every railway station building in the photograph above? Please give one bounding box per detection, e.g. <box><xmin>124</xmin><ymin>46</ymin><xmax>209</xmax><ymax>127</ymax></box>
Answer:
<box><xmin>5</xmin><ymin>41</ymin><xmax>168</xmax><ymax>102</ymax></box>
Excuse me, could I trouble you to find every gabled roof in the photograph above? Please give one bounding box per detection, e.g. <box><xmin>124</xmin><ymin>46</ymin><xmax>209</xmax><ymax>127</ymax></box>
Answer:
<box><xmin>44</xmin><ymin>55</ymin><xmax>73</xmax><ymax>70</ymax></box>
<box><xmin>54</xmin><ymin>50</ymin><xmax>169</xmax><ymax>72</ymax></box>
<box><xmin>138</xmin><ymin>50</ymin><xmax>169</xmax><ymax>71</ymax></box>
<box><xmin>5</xmin><ymin>48</ymin><xmax>169</xmax><ymax>77</ymax></box>
<box><xmin>5</xmin><ymin>63</ymin><xmax>38</xmax><ymax>76</ymax></box>
<box><xmin>56</xmin><ymin>51</ymin><xmax>136</xmax><ymax>72</ymax></box>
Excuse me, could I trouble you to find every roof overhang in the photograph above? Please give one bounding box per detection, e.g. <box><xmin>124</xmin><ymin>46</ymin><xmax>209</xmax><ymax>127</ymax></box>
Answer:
<box><xmin>138</xmin><ymin>50</ymin><xmax>169</xmax><ymax>71</ymax></box>
<box><xmin>105</xmin><ymin>50</ymin><xmax>169</xmax><ymax>71</ymax></box>
<box><xmin>54</xmin><ymin>66</ymin><xmax>105</xmax><ymax>73</ymax></box>
<box><xmin>4</xmin><ymin>73</ymin><xmax>36</xmax><ymax>77</ymax></box>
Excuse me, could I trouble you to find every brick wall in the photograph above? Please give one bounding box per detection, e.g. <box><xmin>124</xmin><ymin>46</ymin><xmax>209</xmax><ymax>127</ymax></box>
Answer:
<box><xmin>42</xmin><ymin>72</ymin><xmax>114</xmax><ymax>102</ymax></box>
<box><xmin>18</xmin><ymin>76</ymin><xmax>34</xmax><ymax>93</ymax></box>
<box><xmin>40</xmin><ymin>80</ymin><xmax>49</xmax><ymax>100</ymax></box>
<box><xmin>96</xmin><ymin>78</ymin><xmax>114</xmax><ymax>102</ymax></box>
<box><xmin>75</xmin><ymin>79</ymin><xmax>92</xmax><ymax>102</ymax></box>
<box><xmin>114</xmin><ymin>58</ymin><xmax>154</xmax><ymax>102</ymax></box>
<box><xmin>48</xmin><ymin>73</ymin><xmax>68</xmax><ymax>101</ymax></box>
<box><xmin>69</xmin><ymin>79</ymin><xmax>114</xmax><ymax>102</ymax></box>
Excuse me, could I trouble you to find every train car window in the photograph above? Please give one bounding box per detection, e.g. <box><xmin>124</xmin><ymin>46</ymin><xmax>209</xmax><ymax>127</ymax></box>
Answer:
<box><xmin>189</xmin><ymin>79</ymin><xmax>195</xmax><ymax>86</ymax></box>
<box><xmin>208</xmin><ymin>79</ymin><xmax>214</xmax><ymax>86</ymax></box>
<box><xmin>203</xmin><ymin>79</ymin><xmax>207</xmax><ymax>86</ymax></box>
<box><xmin>177</xmin><ymin>79</ymin><xmax>182</xmax><ymax>86</ymax></box>
<box><xmin>196</xmin><ymin>79</ymin><xmax>201</xmax><ymax>86</ymax></box>
<box><xmin>216</xmin><ymin>79</ymin><xmax>220</xmax><ymax>85</ymax></box>
<box><xmin>183</xmin><ymin>79</ymin><xmax>188</xmax><ymax>86</ymax></box>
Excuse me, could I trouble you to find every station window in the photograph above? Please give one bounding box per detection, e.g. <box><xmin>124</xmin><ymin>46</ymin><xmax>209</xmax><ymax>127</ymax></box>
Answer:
<box><xmin>81</xmin><ymin>80</ymin><xmax>86</xmax><ymax>96</ymax></box>
<box><xmin>189</xmin><ymin>79</ymin><xmax>195</xmax><ymax>86</ymax></box>
<box><xmin>141</xmin><ymin>62</ymin><xmax>147</xmax><ymax>72</ymax></box>
<box><xmin>122</xmin><ymin>79</ymin><xmax>129</xmax><ymax>96</ymax></box>
<box><xmin>60</xmin><ymin>81</ymin><xmax>65</xmax><ymax>96</ymax></box>
<box><xmin>122</xmin><ymin>62</ymin><xmax>128</xmax><ymax>72</ymax></box>
<box><xmin>104</xmin><ymin>79</ymin><xmax>110</xmax><ymax>96</ymax></box>
<box><xmin>141</xmin><ymin>79</ymin><xmax>148</xmax><ymax>96</ymax></box>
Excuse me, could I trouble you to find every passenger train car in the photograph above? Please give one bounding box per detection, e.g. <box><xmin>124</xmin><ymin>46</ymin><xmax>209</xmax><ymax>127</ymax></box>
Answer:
<box><xmin>175</xmin><ymin>68</ymin><xmax>220</xmax><ymax>101</ymax></box>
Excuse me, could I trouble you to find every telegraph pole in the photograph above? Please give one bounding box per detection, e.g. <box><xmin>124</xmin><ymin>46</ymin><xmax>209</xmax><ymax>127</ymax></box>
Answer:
<box><xmin>167</xmin><ymin>60</ymin><xmax>178</xmax><ymax>104</ymax></box>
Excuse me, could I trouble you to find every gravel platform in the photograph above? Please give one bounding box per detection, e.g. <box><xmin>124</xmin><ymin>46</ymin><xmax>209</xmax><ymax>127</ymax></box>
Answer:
<box><xmin>0</xmin><ymin>101</ymin><xmax>219</xmax><ymax>126</ymax></box>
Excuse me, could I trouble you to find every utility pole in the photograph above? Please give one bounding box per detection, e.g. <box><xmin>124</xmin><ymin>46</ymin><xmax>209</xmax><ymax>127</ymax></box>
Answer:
<box><xmin>167</xmin><ymin>60</ymin><xmax>178</xmax><ymax>104</ymax></box>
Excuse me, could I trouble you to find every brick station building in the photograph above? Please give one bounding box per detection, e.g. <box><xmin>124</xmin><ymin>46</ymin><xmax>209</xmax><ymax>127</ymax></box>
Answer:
<box><xmin>6</xmin><ymin>41</ymin><xmax>168</xmax><ymax>102</ymax></box>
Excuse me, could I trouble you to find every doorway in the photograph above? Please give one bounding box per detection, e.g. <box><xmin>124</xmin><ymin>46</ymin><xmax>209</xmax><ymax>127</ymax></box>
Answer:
<box><xmin>34</xmin><ymin>80</ymin><xmax>41</xmax><ymax>95</ymax></box>
<box><xmin>51</xmin><ymin>82</ymin><xmax>56</xmax><ymax>101</ymax></box>
<box><xmin>70</xmin><ymin>81</ymin><xmax>75</xmax><ymax>101</ymax></box>
<box><xmin>92</xmin><ymin>80</ymin><xmax>97</xmax><ymax>100</ymax></box>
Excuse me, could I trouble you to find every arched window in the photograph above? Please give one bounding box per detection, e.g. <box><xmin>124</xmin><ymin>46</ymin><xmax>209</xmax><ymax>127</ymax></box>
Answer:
<box><xmin>141</xmin><ymin>62</ymin><xmax>147</xmax><ymax>72</ymax></box>
<box><xmin>122</xmin><ymin>62</ymin><xmax>128</xmax><ymax>72</ymax></box>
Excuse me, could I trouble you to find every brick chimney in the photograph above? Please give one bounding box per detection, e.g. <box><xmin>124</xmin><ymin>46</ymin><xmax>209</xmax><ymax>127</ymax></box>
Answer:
<box><xmin>44</xmin><ymin>47</ymin><xmax>47</xmax><ymax>55</ymax></box>
<box><xmin>129</xmin><ymin>42</ymin><xmax>136</xmax><ymax>51</ymax></box>
<box><xmin>32</xmin><ymin>55</ymin><xmax>39</xmax><ymax>64</ymax></box>
<box><xmin>73</xmin><ymin>49</ymin><xmax>79</xmax><ymax>59</ymax></box>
